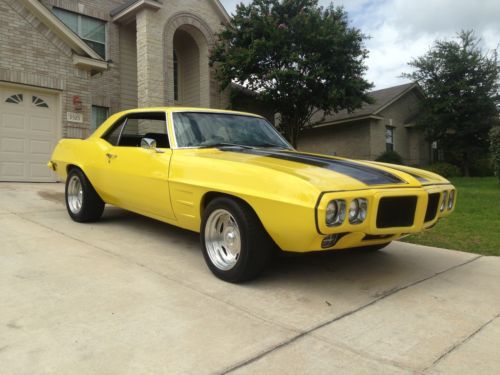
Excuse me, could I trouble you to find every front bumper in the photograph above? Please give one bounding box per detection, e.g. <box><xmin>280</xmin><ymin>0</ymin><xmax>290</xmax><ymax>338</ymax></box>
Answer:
<box><xmin>310</xmin><ymin>183</ymin><xmax>455</xmax><ymax>250</ymax></box>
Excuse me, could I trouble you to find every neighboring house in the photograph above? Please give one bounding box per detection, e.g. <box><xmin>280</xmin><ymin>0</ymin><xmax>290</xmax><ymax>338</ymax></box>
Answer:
<box><xmin>0</xmin><ymin>0</ymin><xmax>230</xmax><ymax>182</ymax></box>
<box><xmin>298</xmin><ymin>83</ymin><xmax>431</xmax><ymax>166</ymax></box>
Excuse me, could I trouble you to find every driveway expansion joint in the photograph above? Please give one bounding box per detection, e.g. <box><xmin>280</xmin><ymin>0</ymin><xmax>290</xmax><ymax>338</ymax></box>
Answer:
<box><xmin>423</xmin><ymin>313</ymin><xmax>500</xmax><ymax>372</ymax></box>
<box><xmin>221</xmin><ymin>255</ymin><xmax>483</xmax><ymax>374</ymax></box>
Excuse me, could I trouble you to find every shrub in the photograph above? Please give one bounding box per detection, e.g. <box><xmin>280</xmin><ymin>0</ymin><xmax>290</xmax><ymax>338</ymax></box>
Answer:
<box><xmin>490</xmin><ymin>127</ymin><xmax>500</xmax><ymax>179</ymax></box>
<box><xmin>375</xmin><ymin>150</ymin><xmax>404</xmax><ymax>165</ymax></box>
<box><xmin>470</xmin><ymin>157</ymin><xmax>494</xmax><ymax>177</ymax></box>
<box><xmin>425</xmin><ymin>162</ymin><xmax>461</xmax><ymax>178</ymax></box>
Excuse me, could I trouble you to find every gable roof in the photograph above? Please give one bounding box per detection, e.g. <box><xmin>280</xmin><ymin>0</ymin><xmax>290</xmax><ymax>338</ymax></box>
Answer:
<box><xmin>110</xmin><ymin>0</ymin><xmax>231</xmax><ymax>23</ymax></box>
<box><xmin>315</xmin><ymin>82</ymin><xmax>424</xmax><ymax>127</ymax></box>
<box><xmin>110</xmin><ymin>0</ymin><xmax>163</xmax><ymax>24</ymax></box>
<box><xmin>15</xmin><ymin>0</ymin><xmax>107</xmax><ymax>73</ymax></box>
<box><xmin>19</xmin><ymin>0</ymin><xmax>104</xmax><ymax>61</ymax></box>
<box><xmin>210</xmin><ymin>0</ymin><xmax>231</xmax><ymax>23</ymax></box>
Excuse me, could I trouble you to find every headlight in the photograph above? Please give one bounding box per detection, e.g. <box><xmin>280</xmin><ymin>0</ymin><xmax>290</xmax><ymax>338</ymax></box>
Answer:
<box><xmin>326</xmin><ymin>200</ymin><xmax>346</xmax><ymax>227</ymax></box>
<box><xmin>348</xmin><ymin>198</ymin><xmax>368</xmax><ymax>224</ymax></box>
<box><xmin>440</xmin><ymin>191</ymin><xmax>448</xmax><ymax>212</ymax></box>
<box><xmin>448</xmin><ymin>190</ymin><xmax>455</xmax><ymax>210</ymax></box>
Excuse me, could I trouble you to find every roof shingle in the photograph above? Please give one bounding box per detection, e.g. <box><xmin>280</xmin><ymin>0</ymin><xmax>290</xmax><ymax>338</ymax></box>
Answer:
<box><xmin>315</xmin><ymin>82</ymin><xmax>419</xmax><ymax>125</ymax></box>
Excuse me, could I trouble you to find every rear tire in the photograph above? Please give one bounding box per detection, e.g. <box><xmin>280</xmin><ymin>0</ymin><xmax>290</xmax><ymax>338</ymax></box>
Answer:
<box><xmin>201</xmin><ymin>197</ymin><xmax>272</xmax><ymax>283</ymax></box>
<box><xmin>65</xmin><ymin>168</ymin><xmax>105</xmax><ymax>223</ymax></box>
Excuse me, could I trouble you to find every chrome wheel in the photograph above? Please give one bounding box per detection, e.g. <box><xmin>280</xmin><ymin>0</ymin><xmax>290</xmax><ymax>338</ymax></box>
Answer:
<box><xmin>67</xmin><ymin>175</ymin><xmax>83</xmax><ymax>214</ymax></box>
<box><xmin>204</xmin><ymin>209</ymin><xmax>241</xmax><ymax>271</ymax></box>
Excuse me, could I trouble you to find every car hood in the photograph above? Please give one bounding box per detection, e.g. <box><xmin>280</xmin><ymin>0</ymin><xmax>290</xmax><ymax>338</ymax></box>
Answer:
<box><xmin>176</xmin><ymin>148</ymin><xmax>448</xmax><ymax>191</ymax></box>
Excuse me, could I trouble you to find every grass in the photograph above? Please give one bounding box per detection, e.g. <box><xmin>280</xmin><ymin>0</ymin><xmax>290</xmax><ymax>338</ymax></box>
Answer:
<box><xmin>403</xmin><ymin>177</ymin><xmax>500</xmax><ymax>256</ymax></box>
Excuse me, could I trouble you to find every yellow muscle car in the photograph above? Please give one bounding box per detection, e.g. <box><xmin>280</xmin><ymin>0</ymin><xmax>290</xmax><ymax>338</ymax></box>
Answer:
<box><xmin>48</xmin><ymin>107</ymin><xmax>456</xmax><ymax>282</ymax></box>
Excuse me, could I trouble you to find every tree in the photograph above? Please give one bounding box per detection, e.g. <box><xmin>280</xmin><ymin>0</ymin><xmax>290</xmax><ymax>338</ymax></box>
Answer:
<box><xmin>210</xmin><ymin>0</ymin><xmax>372</xmax><ymax>147</ymax></box>
<box><xmin>403</xmin><ymin>31</ymin><xmax>499</xmax><ymax>176</ymax></box>
<box><xmin>490</xmin><ymin>126</ymin><xmax>500</xmax><ymax>180</ymax></box>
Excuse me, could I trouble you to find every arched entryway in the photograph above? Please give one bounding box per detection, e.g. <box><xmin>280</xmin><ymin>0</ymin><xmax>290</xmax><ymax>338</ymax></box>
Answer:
<box><xmin>173</xmin><ymin>26</ymin><xmax>201</xmax><ymax>106</ymax></box>
<box><xmin>164</xmin><ymin>13</ymin><xmax>214</xmax><ymax>107</ymax></box>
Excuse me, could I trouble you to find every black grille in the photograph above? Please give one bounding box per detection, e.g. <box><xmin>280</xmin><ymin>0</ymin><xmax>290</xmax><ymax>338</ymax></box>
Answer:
<box><xmin>425</xmin><ymin>193</ymin><xmax>440</xmax><ymax>222</ymax></box>
<box><xmin>376</xmin><ymin>196</ymin><xmax>417</xmax><ymax>228</ymax></box>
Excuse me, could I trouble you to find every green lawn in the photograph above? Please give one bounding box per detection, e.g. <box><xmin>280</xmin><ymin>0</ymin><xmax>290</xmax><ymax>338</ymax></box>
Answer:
<box><xmin>403</xmin><ymin>177</ymin><xmax>500</xmax><ymax>256</ymax></box>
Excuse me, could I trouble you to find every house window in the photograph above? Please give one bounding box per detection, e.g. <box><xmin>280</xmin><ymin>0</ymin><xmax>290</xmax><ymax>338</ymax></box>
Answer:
<box><xmin>173</xmin><ymin>50</ymin><xmax>179</xmax><ymax>102</ymax></box>
<box><xmin>53</xmin><ymin>8</ymin><xmax>106</xmax><ymax>59</ymax></box>
<box><xmin>32</xmin><ymin>96</ymin><xmax>49</xmax><ymax>108</ymax></box>
<box><xmin>386</xmin><ymin>126</ymin><xmax>395</xmax><ymax>152</ymax></box>
<box><xmin>5</xmin><ymin>94</ymin><xmax>23</xmax><ymax>104</ymax></box>
<box><xmin>92</xmin><ymin>105</ymin><xmax>109</xmax><ymax>131</ymax></box>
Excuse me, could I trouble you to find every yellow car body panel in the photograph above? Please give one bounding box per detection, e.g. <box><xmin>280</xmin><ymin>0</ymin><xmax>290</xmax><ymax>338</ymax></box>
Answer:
<box><xmin>49</xmin><ymin>107</ymin><xmax>456</xmax><ymax>252</ymax></box>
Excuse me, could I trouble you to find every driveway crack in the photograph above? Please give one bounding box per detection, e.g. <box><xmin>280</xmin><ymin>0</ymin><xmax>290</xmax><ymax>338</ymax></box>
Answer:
<box><xmin>221</xmin><ymin>255</ymin><xmax>482</xmax><ymax>374</ymax></box>
<box><xmin>423</xmin><ymin>314</ymin><xmax>500</xmax><ymax>372</ymax></box>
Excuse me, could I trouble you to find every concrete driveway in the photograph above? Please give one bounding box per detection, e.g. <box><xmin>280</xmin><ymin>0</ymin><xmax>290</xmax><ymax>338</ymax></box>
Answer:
<box><xmin>1</xmin><ymin>182</ymin><xmax>499</xmax><ymax>374</ymax></box>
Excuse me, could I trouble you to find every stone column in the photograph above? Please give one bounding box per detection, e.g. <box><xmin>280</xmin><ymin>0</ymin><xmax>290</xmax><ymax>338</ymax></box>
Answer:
<box><xmin>136</xmin><ymin>8</ymin><xmax>163</xmax><ymax>107</ymax></box>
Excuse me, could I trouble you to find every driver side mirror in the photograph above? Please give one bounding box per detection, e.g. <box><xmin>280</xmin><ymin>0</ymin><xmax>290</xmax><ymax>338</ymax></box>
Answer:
<box><xmin>140</xmin><ymin>137</ymin><xmax>165</xmax><ymax>153</ymax></box>
<box><xmin>141</xmin><ymin>137</ymin><xmax>157</xmax><ymax>150</ymax></box>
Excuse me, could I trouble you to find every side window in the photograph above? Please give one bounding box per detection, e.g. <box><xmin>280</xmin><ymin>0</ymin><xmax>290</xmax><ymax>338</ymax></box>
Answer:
<box><xmin>103</xmin><ymin>117</ymin><xmax>126</xmax><ymax>146</ymax></box>
<box><xmin>102</xmin><ymin>112</ymin><xmax>169</xmax><ymax>148</ymax></box>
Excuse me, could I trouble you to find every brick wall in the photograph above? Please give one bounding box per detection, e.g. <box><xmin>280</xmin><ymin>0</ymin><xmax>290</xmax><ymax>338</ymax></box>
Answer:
<box><xmin>298</xmin><ymin>120</ymin><xmax>372</xmax><ymax>160</ymax></box>
<box><xmin>140</xmin><ymin>0</ymin><xmax>229</xmax><ymax>109</ymax></box>
<box><xmin>376</xmin><ymin>90</ymin><xmax>429</xmax><ymax>165</ymax></box>
<box><xmin>0</xmin><ymin>0</ymin><xmax>91</xmax><ymax>138</ymax></box>
<box><xmin>1</xmin><ymin>0</ymin><xmax>231</xmax><ymax>141</ymax></box>
<box><xmin>119</xmin><ymin>23</ymin><xmax>138</xmax><ymax>110</ymax></box>
<box><xmin>42</xmin><ymin>0</ymin><xmax>124</xmax><ymax>117</ymax></box>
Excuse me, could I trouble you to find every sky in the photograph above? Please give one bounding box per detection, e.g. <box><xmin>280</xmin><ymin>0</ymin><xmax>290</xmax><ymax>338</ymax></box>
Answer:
<box><xmin>219</xmin><ymin>0</ymin><xmax>500</xmax><ymax>90</ymax></box>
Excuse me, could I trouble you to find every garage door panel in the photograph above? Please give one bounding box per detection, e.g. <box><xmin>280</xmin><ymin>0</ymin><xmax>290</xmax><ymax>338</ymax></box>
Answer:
<box><xmin>1</xmin><ymin>113</ymin><xmax>26</xmax><ymax>131</ymax></box>
<box><xmin>0</xmin><ymin>86</ymin><xmax>58</xmax><ymax>182</ymax></box>
<box><xmin>30</xmin><ymin>116</ymin><xmax>54</xmax><ymax>133</ymax></box>
<box><xmin>0</xmin><ymin>137</ymin><xmax>25</xmax><ymax>154</ymax></box>
<box><xmin>30</xmin><ymin>139</ymin><xmax>52</xmax><ymax>155</ymax></box>
<box><xmin>30</xmin><ymin>163</ymin><xmax>52</xmax><ymax>178</ymax></box>
<box><xmin>1</xmin><ymin>162</ymin><xmax>26</xmax><ymax>179</ymax></box>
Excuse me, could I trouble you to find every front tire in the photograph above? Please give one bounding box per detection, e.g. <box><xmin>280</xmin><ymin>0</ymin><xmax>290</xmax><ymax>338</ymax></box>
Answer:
<box><xmin>201</xmin><ymin>197</ymin><xmax>272</xmax><ymax>283</ymax></box>
<box><xmin>65</xmin><ymin>168</ymin><xmax>105</xmax><ymax>223</ymax></box>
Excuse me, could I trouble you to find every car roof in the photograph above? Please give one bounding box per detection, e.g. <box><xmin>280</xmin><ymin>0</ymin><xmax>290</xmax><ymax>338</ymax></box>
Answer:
<box><xmin>115</xmin><ymin>107</ymin><xmax>263</xmax><ymax>118</ymax></box>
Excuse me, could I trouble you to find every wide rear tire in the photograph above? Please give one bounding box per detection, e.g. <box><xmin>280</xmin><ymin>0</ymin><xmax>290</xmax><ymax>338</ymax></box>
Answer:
<box><xmin>65</xmin><ymin>168</ymin><xmax>105</xmax><ymax>223</ymax></box>
<box><xmin>201</xmin><ymin>197</ymin><xmax>272</xmax><ymax>283</ymax></box>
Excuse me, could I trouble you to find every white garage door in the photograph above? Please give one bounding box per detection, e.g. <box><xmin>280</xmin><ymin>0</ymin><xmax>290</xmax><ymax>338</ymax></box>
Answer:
<box><xmin>0</xmin><ymin>85</ymin><xmax>59</xmax><ymax>182</ymax></box>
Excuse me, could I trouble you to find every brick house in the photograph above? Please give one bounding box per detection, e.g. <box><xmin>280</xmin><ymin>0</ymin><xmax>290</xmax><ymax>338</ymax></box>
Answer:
<box><xmin>0</xmin><ymin>0</ymin><xmax>230</xmax><ymax>182</ymax></box>
<box><xmin>298</xmin><ymin>83</ymin><xmax>431</xmax><ymax>166</ymax></box>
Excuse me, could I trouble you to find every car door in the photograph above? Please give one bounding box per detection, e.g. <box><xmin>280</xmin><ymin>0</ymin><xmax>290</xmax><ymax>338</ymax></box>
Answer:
<box><xmin>96</xmin><ymin>111</ymin><xmax>175</xmax><ymax>220</ymax></box>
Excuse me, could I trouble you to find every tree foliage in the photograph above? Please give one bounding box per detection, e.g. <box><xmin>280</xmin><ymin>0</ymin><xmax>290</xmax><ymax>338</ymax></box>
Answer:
<box><xmin>490</xmin><ymin>126</ymin><xmax>500</xmax><ymax>180</ymax></box>
<box><xmin>403</xmin><ymin>31</ymin><xmax>500</xmax><ymax>176</ymax></box>
<box><xmin>211</xmin><ymin>0</ymin><xmax>373</xmax><ymax>146</ymax></box>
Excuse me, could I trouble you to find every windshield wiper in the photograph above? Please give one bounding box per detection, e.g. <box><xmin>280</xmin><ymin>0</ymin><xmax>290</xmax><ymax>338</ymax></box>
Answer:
<box><xmin>197</xmin><ymin>142</ymin><xmax>255</xmax><ymax>149</ymax></box>
<box><xmin>254</xmin><ymin>143</ymin><xmax>291</xmax><ymax>150</ymax></box>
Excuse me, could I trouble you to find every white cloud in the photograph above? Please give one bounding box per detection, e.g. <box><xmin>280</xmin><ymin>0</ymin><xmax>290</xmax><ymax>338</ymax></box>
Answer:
<box><xmin>219</xmin><ymin>0</ymin><xmax>500</xmax><ymax>89</ymax></box>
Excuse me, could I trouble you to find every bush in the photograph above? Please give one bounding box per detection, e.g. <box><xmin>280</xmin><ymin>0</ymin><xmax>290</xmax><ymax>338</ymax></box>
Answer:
<box><xmin>375</xmin><ymin>150</ymin><xmax>403</xmax><ymax>165</ymax></box>
<box><xmin>470</xmin><ymin>157</ymin><xmax>494</xmax><ymax>177</ymax></box>
<box><xmin>425</xmin><ymin>162</ymin><xmax>461</xmax><ymax>178</ymax></box>
<box><xmin>490</xmin><ymin>127</ymin><xmax>500</xmax><ymax>179</ymax></box>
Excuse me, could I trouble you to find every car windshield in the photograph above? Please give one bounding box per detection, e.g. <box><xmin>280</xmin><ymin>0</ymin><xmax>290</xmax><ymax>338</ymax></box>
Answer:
<box><xmin>172</xmin><ymin>112</ymin><xmax>292</xmax><ymax>149</ymax></box>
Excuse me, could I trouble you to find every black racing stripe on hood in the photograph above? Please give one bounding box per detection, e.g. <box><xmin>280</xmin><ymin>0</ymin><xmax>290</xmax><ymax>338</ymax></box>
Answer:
<box><xmin>229</xmin><ymin>149</ymin><xmax>406</xmax><ymax>185</ymax></box>
<box><xmin>369</xmin><ymin>164</ymin><xmax>428</xmax><ymax>183</ymax></box>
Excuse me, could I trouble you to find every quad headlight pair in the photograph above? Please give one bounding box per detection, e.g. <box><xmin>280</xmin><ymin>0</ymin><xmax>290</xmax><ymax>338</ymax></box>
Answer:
<box><xmin>440</xmin><ymin>190</ymin><xmax>455</xmax><ymax>212</ymax></box>
<box><xmin>326</xmin><ymin>198</ymin><xmax>367</xmax><ymax>227</ymax></box>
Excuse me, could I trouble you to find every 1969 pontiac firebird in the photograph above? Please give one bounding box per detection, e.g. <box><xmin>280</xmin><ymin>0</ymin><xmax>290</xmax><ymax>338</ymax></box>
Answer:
<box><xmin>48</xmin><ymin>107</ymin><xmax>456</xmax><ymax>282</ymax></box>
